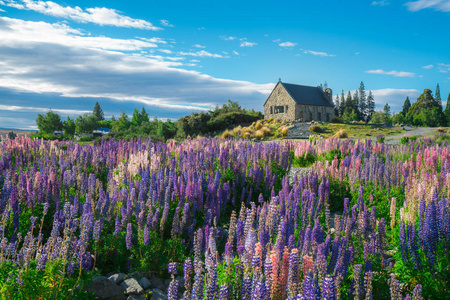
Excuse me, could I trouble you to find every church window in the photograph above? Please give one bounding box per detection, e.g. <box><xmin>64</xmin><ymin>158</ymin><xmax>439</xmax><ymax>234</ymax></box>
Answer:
<box><xmin>274</xmin><ymin>106</ymin><xmax>284</xmax><ymax>114</ymax></box>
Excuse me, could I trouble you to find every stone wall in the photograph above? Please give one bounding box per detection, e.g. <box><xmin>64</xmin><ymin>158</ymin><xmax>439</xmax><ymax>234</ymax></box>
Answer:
<box><xmin>263</xmin><ymin>83</ymin><xmax>296</xmax><ymax>121</ymax></box>
<box><xmin>295</xmin><ymin>105</ymin><xmax>334</xmax><ymax>122</ymax></box>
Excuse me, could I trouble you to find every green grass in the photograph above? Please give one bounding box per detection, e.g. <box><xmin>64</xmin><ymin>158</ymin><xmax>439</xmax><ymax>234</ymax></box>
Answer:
<box><xmin>319</xmin><ymin>123</ymin><xmax>404</xmax><ymax>139</ymax></box>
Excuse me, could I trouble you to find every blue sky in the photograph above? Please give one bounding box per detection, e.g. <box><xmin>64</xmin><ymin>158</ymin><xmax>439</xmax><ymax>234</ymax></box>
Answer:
<box><xmin>0</xmin><ymin>0</ymin><xmax>449</xmax><ymax>129</ymax></box>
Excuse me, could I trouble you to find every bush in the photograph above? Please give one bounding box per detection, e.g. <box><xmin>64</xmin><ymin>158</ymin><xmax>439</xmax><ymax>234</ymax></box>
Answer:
<box><xmin>377</xmin><ymin>134</ymin><xmax>385</xmax><ymax>143</ymax></box>
<box><xmin>281</xmin><ymin>126</ymin><xmax>289</xmax><ymax>137</ymax></box>
<box><xmin>334</xmin><ymin>129</ymin><xmax>348</xmax><ymax>139</ymax></box>
<box><xmin>221</xmin><ymin>129</ymin><xmax>233</xmax><ymax>139</ymax></box>
<box><xmin>331</xmin><ymin>116</ymin><xmax>343</xmax><ymax>123</ymax></box>
<box><xmin>309</xmin><ymin>125</ymin><xmax>323</xmax><ymax>133</ymax></box>
<box><xmin>436</xmin><ymin>127</ymin><xmax>446</xmax><ymax>133</ymax></box>
<box><xmin>254</xmin><ymin>120</ymin><xmax>263</xmax><ymax>130</ymax></box>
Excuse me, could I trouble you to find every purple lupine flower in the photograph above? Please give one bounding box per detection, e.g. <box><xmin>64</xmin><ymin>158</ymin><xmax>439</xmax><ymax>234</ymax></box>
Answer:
<box><xmin>303</xmin><ymin>271</ymin><xmax>314</xmax><ymax>300</ymax></box>
<box><xmin>241</xmin><ymin>274</ymin><xmax>252</xmax><ymax>300</ymax></box>
<box><xmin>168</xmin><ymin>279</ymin><xmax>179</xmax><ymax>300</ymax></box>
<box><xmin>144</xmin><ymin>225</ymin><xmax>150</xmax><ymax>246</ymax></box>
<box><xmin>93</xmin><ymin>219</ymin><xmax>102</xmax><ymax>243</ymax></box>
<box><xmin>183</xmin><ymin>258</ymin><xmax>193</xmax><ymax>296</ymax></box>
<box><xmin>287</xmin><ymin>248</ymin><xmax>299</xmax><ymax>297</ymax></box>
<box><xmin>126</xmin><ymin>223</ymin><xmax>132</xmax><ymax>250</ymax></box>
<box><xmin>411</xmin><ymin>284</ymin><xmax>423</xmax><ymax>300</ymax></box>
<box><xmin>168</xmin><ymin>262</ymin><xmax>178</xmax><ymax>276</ymax></box>
<box><xmin>322</xmin><ymin>275</ymin><xmax>335</xmax><ymax>300</ymax></box>
<box><xmin>219</xmin><ymin>284</ymin><xmax>229</xmax><ymax>300</ymax></box>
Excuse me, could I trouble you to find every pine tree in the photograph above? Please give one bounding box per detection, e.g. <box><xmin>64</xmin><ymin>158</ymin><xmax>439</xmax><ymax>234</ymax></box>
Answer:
<box><xmin>345</xmin><ymin>91</ymin><xmax>352</xmax><ymax>111</ymax></box>
<box><xmin>140</xmin><ymin>107</ymin><xmax>149</xmax><ymax>123</ymax></box>
<box><xmin>383</xmin><ymin>103</ymin><xmax>391</xmax><ymax>123</ymax></box>
<box><xmin>435</xmin><ymin>83</ymin><xmax>442</xmax><ymax>106</ymax></box>
<box><xmin>402</xmin><ymin>97</ymin><xmax>411</xmax><ymax>115</ymax></box>
<box><xmin>334</xmin><ymin>95</ymin><xmax>340</xmax><ymax>117</ymax></box>
<box><xmin>352</xmin><ymin>90</ymin><xmax>360</xmax><ymax>120</ymax></box>
<box><xmin>444</xmin><ymin>93</ymin><xmax>450</xmax><ymax>125</ymax></box>
<box><xmin>339</xmin><ymin>90</ymin><xmax>345</xmax><ymax>117</ymax></box>
<box><xmin>367</xmin><ymin>91</ymin><xmax>375</xmax><ymax>122</ymax></box>
<box><xmin>358</xmin><ymin>81</ymin><xmax>367</xmax><ymax>122</ymax></box>
<box><xmin>93</xmin><ymin>102</ymin><xmax>104</xmax><ymax>121</ymax></box>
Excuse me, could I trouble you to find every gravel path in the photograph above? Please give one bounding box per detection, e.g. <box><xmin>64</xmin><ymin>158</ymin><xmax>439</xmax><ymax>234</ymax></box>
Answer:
<box><xmin>385</xmin><ymin>126</ymin><xmax>436</xmax><ymax>140</ymax></box>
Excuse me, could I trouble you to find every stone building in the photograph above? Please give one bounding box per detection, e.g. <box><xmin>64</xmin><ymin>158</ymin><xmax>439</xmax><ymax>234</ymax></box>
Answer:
<box><xmin>263</xmin><ymin>79</ymin><xmax>335</xmax><ymax>122</ymax></box>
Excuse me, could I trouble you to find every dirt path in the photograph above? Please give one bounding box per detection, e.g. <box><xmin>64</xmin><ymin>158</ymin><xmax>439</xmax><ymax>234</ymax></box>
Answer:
<box><xmin>386</xmin><ymin>126</ymin><xmax>436</xmax><ymax>139</ymax></box>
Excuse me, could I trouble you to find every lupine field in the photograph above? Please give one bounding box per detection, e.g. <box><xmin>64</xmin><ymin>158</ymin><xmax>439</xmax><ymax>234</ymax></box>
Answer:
<box><xmin>0</xmin><ymin>135</ymin><xmax>449</xmax><ymax>299</ymax></box>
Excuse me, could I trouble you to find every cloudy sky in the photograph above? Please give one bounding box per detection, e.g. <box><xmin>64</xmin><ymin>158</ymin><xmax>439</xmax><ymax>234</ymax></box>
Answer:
<box><xmin>0</xmin><ymin>0</ymin><xmax>449</xmax><ymax>129</ymax></box>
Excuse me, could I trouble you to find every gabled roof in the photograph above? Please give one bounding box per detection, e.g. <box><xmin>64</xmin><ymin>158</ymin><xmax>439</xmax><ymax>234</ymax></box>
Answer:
<box><xmin>281</xmin><ymin>82</ymin><xmax>334</xmax><ymax>107</ymax></box>
<box><xmin>264</xmin><ymin>80</ymin><xmax>334</xmax><ymax>107</ymax></box>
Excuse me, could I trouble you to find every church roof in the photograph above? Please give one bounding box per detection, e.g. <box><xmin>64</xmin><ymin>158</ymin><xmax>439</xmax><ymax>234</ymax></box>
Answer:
<box><xmin>269</xmin><ymin>81</ymin><xmax>334</xmax><ymax>107</ymax></box>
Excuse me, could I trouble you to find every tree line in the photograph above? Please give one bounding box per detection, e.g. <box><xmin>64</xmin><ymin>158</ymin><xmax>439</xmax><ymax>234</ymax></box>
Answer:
<box><xmin>35</xmin><ymin>99</ymin><xmax>262</xmax><ymax>141</ymax></box>
<box><xmin>333</xmin><ymin>81</ymin><xmax>376</xmax><ymax>123</ymax></box>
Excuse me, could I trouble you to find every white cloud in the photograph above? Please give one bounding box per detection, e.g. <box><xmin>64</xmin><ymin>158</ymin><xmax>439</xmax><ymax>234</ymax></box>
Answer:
<box><xmin>371</xmin><ymin>89</ymin><xmax>420</xmax><ymax>110</ymax></box>
<box><xmin>438</xmin><ymin>63</ymin><xmax>450</xmax><ymax>73</ymax></box>
<box><xmin>279</xmin><ymin>42</ymin><xmax>297</xmax><ymax>47</ymax></box>
<box><xmin>0</xmin><ymin>7</ymin><xmax>5</xmax><ymax>11</ymax></box>
<box><xmin>178</xmin><ymin>50</ymin><xmax>225</xmax><ymax>58</ymax></box>
<box><xmin>0</xmin><ymin>104</ymin><xmax>91</xmax><ymax>115</ymax></box>
<box><xmin>272</xmin><ymin>39</ymin><xmax>281</xmax><ymax>43</ymax></box>
<box><xmin>190</xmin><ymin>59</ymin><xmax>200</xmax><ymax>62</ymax></box>
<box><xmin>139</xmin><ymin>37</ymin><xmax>167</xmax><ymax>44</ymax></box>
<box><xmin>192</xmin><ymin>44</ymin><xmax>205</xmax><ymax>48</ymax></box>
<box><xmin>405</xmin><ymin>0</ymin><xmax>450</xmax><ymax>12</ymax></box>
<box><xmin>158</xmin><ymin>49</ymin><xmax>172</xmax><ymax>54</ymax></box>
<box><xmin>422</xmin><ymin>64</ymin><xmax>434</xmax><ymax>69</ymax></box>
<box><xmin>221</xmin><ymin>36</ymin><xmax>236</xmax><ymax>41</ymax></box>
<box><xmin>0</xmin><ymin>17</ymin><xmax>159</xmax><ymax>51</ymax></box>
<box><xmin>365</xmin><ymin>69</ymin><xmax>415</xmax><ymax>77</ymax></box>
<box><xmin>160</xmin><ymin>19</ymin><xmax>173</xmax><ymax>27</ymax></box>
<box><xmin>303</xmin><ymin>50</ymin><xmax>336</xmax><ymax>57</ymax></box>
<box><xmin>240</xmin><ymin>41</ymin><xmax>257</xmax><ymax>47</ymax></box>
<box><xmin>371</xmin><ymin>1</ymin><xmax>390</xmax><ymax>6</ymax></box>
<box><xmin>355</xmin><ymin>52</ymin><xmax>360</xmax><ymax>55</ymax></box>
<box><xmin>0</xmin><ymin>0</ymin><xmax>161</xmax><ymax>29</ymax></box>
<box><xmin>232</xmin><ymin>50</ymin><xmax>239</xmax><ymax>55</ymax></box>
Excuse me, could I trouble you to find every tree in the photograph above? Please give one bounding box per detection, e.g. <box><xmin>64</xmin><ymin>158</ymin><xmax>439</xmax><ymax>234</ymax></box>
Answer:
<box><xmin>409</xmin><ymin>89</ymin><xmax>436</xmax><ymax>115</ymax></box>
<box><xmin>339</xmin><ymin>90</ymin><xmax>345</xmax><ymax>117</ymax></box>
<box><xmin>63</xmin><ymin>116</ymin><xmax>76</xmax><ymax>136</ymax></box>
<box><xmin>359</xmin><ymin>81</ymin><xmax>367</xmax><ymax>121</ymax></box>
<box><xmin>352</xmin><ymin>90</ymin><xmax>360</xmax><ymax>120</ymax></box>
<box><xmin>36</xmin><ymin>110</ymin><xmax>63</xmax><ymax>134</ymax></box>
<box><xmin>131</xmin><ymin>108</ymin><xmax>142</xmax><ymax>127</ymax></box>
<box><xmin>93</xmin><ymin>102</ymin><xmax>104</xmax><ymax>121</ymax></box>
<box><xmin>75</xmin><ymin>114</ymin><xmax>98</xmax><ymax>134</ymax></box>
<box><xmin>383</xmin><ymin>103</ymin><xmax>391</xmax><ymax>123</ymax></box>
<box><xmin>402</xmin><ymin>97</ymin><xmax>411</xmax><ymax>115</ymax></box>
<box><xmin>435</xmin><ymin>83</ymin><xmax>442</xmax><ymax>107</ymax></box>
<box><xmin>345</xmin><ymin>91</ymin><xmax>352</xmax><ymax>110</ymax></box>
<box><xmin>370</xmin><ymin>111</ymin><xmax>385</xmax><ymax>124</ymax></box>
<box><xmin>7</xmin><ymin>131</ymin><xmax>17</xmax><ymax>139</ymax></box>
<box><xmin>334</xmin><ymin>95</ymin><xmax>340</xmax><ymax>117</ymax></box>
<box><xmin>391</xmin><ymin>112</ymin><xmax>405</xmax><ymax>125</ymax></box>
<box><xmin>444</xmin><ymin>93</ymin><xmax>450</xmax><ymax>124</ymax></box>
<box><xmin>423</xmin><ymin>107</ymin><xmax>446</xmax><ymax>127</ymax></box>
<box><xmin>113</xmin><ymin>110</ymin><xmax>131</xmax><ymax>132</ymax></box>
<box><xmin>366</xmin><ymin>91</ymin><xmax>375</xmax><ymax>122</ymax></box>
<box><xmin>140</xmin><ymin>107</ymin><xmax>149</xmax><ymax>123</ymax></box>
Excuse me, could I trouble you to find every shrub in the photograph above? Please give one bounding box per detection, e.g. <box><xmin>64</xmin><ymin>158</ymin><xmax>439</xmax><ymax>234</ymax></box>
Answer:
<box><xmin>309</xmin><ymin>125</ymin><xmax>323</xmax><ymax>133</ymax></box>
<box><xmin>331</xmin><ymin>116</ymin><xmax>343</xmax><ymax>123</ymax></box>
<box><xmin>334</xmin><ymin>129</ymin><xmax>348</xmax><ymax>139</ymax></box>
<box><xmin>254</xmin><ymin>129</ymin><xmax>265</xmax><ymax>140</ymax></box>
<box><xmin>436</xmin><ymin>127</ymin><xmax>446</xmax><ymax>133</ymax></box>
<box><xmin>221</xmin><ymin>129</ymin><xmax>233</xmax><ymax>139</ymax></box>
<box><xmin>255</xmin><ymin>121</ymin><xmax>263</xmax><ymax>130</ymax></box>
<box><xmin>281</xmin><ymin>126</ymin><xmax>289</xmax><ymax>137</ymax></box>
<box><xmin>242</xmin><ymin>127</ymin><xmax>254</xmax><ymax>135</ymax></box>
<box><xmin>261</xmin><ymin>126</ymin><xmax>271</xmax><ymax>136</ymax></box>
<box><xmin>377</xmin><ymin>134</ymin><xmax>385</xmax><ymax>143</ymax></box>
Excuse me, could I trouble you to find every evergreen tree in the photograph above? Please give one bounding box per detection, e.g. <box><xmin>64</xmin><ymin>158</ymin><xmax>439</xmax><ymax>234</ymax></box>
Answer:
<box><xmin>383</xmin><ymin>103</ymin><xmax>391</xmax><ymax>122</ymax></box>
<box><xmin>358</xmin><ymin>81</ymin><xmax>367</xmax><ymax>121</ymax></box>
<box><xmin>345</xmin><ymin>91</ymin><xmax>352</xmax><ymax>112</ymax></box>
<box><xmin>352</xmin><ymin>90</ymin><xmax>360</xmax><ymax>120</ymax></box>
<box><xmin>131</xmin><ymin>108</ymin><xmax>142</xmax><ymax>127</ymax></box>
<box><xmin>435</xmin><ymin>83</ymin><xmax>442</xmax><ymax>106</ymax></box>
<box><xmin>339</xmin><ymin>90</ymin><xmax>345</xmax><ymax>117</ymax></box>
<box><xmin>140</xmin><ymin>107</ymin><xmax>149</xmax><ymax>123</ymax></box>
<box><xmin>409</xmin><ymin>89</ymin><xmax>436</xmax><ymax>115</ymax></box>
<box><xmin>402</xmin><ymin>97</ymin><xmax>411</xmax><ymax>115</ymax></box>
<box><xmin>334</xmin><ymin>95</ymin><xmax>340</xmax><ymax>117</ymax></box>
<box><xmin>367</xmin><ymin>91</ymin><xmax>375</xmax><ymax>122</ymax></box>
<box><xmin>93</xmin><ymin>102</ymin><xmax>104</xmax><ymax>121</ymax></box>
<box><xmin>444</xmin><ymin>93</ymin><xmax>450</xmax><ymax>125</ymax></box>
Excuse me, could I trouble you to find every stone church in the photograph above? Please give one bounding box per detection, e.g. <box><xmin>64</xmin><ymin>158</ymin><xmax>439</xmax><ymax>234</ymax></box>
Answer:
<box><xmin>264</xmin><ymin>79</ymin><xmax>335</xmax><ymax>122</ymax></box>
